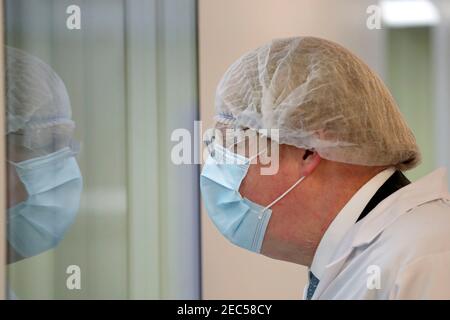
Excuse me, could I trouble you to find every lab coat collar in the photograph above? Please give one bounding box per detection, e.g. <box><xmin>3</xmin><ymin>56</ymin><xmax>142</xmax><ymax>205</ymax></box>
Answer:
<box><xmin>309</xmin><ymin>167</ymin><xmax>395</xmax><ymax>279</ymax></box>
<box><xmin>351</xmin><ymin>167</ymin><xmax>449</xmax><ymax>248</ymax></box>
<box><xmin>311</xmin><ymin>167</ymin><xmax>449</xmax><ymax>299</ymax></box>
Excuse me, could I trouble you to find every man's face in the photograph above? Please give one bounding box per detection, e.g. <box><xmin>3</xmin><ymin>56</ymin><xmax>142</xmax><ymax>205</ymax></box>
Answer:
<box><xmin>208</xmin><ymin>125</ymin><xmax>323</xmax><ymax>264</ymax></box>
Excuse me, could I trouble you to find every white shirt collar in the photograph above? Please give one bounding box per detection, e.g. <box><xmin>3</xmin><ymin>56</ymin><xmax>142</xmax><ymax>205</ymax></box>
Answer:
<box><xmin>309</xmin><ymin>167</ymin><xmax>396</xmax><ymax>279</ymax></box>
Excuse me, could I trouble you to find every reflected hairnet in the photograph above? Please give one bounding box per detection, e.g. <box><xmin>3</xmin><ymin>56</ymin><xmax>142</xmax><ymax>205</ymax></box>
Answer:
<box><xmin>5</xmin><ymin>46</ymin><xmax>76</xmax><ymax>156</ymax></box>
<box><xmin>214</xmin><ymin>37</ymin><xmax>421</xmax><ymax>170</ymax></box>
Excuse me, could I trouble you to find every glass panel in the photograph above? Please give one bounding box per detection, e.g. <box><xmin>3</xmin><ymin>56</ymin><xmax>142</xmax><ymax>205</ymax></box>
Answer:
<box><xmin>4</xmin><ymin>0</ymin><xmax>199</xmax><ymax>299</ymax></box>
<box><xmin>386</xmin><ymin>27</ymin><xmax>435</xmax><ymax>181</ymax></box>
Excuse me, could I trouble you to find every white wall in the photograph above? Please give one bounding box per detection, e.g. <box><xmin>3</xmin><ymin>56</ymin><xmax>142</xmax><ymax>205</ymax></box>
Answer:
<box><xmin>199</xmin><ymin>0</ymin><xmax>386</xmax><ymax>299</ymax></box>
<box><xmin>0</xmin><ymin>1</ymin><xmax>5</xmax><ymax>301</ymax></box>
<box><xmin>433</xmin><ymin>0</ymin><xmax>450</xmax><ymax>185</ymax></box>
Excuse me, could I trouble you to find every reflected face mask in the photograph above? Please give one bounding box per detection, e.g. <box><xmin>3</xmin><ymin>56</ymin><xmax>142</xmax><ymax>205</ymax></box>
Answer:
<box><xmin>200</xmin><ymin>143</ymin><xmax>304</xmax><ymax>253</ymax></box>
<box><xmin>7</xmin><ymin>147</ymin><xmax>83</xmax><ymax>258</ymax></box>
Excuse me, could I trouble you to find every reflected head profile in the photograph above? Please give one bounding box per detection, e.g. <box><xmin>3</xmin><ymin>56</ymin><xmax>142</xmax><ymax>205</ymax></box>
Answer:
<box><xmin>5</xmin><ymin>46</ymin><xmax>83</xmax><ymax>262</ymax></box>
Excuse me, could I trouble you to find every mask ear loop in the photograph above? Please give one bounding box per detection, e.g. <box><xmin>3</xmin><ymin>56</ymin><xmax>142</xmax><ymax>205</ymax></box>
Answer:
<box><xmin>7</xmin><ymin>159</ymin><xmax>17</xmax><ymax>167</ymax></box>
<box><xmin>258</xmin><ymin>176</ymin><xmax>305</xmax><ymax>219</ymax></box>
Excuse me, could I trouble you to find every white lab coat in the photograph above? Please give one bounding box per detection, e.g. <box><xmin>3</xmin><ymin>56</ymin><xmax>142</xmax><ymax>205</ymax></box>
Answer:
<box><xmin>305</xmin><ymin>168</ymin><xmax>450</xmax><ymax>300</ymax></box>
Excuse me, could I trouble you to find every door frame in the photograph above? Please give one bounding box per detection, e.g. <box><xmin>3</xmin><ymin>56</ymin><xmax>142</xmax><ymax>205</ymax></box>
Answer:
<box><xmin>0</xmin><ymin>0</ymin><xmax>6</xmax><ymax>301</ymax></box>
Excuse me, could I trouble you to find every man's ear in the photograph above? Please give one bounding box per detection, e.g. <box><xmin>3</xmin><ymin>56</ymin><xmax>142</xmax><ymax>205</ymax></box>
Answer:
<box><xmin>300</xmin><ymin>149</ymin><xmax>321</xmax><ymax>177</ymax></box>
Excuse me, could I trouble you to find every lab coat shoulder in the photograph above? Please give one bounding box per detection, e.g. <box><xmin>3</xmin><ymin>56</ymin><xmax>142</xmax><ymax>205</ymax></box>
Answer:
<box><xmin>316</xmin><ymin>168</ymin><xmax>450</xmax><ymax>300</ymax></box>
<box><xmin>382</xmin><ymin>198</ymin><xmax>450</xmax><ymax>257</ymax></box>
<box><xmin>390</xmin><ymin>251</ymin><xmax>450</xmax><ymax>299</ymax></box>
<box><xmin>380</xmin><ymin>199</ymin><xmax>450</xmax><ymax>299</ymax></box>
<box><xmin>319</xmin><ymin>200</ymin><xmax>450</xmax><ymax>300</ymax></box>
<box><xmin>381</xmin><ymin>199</ymin><xmax>450</xmax><ymax>299</ymax></box>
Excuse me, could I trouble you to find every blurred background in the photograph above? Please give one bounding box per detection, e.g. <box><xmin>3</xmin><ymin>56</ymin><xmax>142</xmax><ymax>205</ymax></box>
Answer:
<box><xmin>1</xmin><ymin>0</ymin><xmax>449</xmax><ymax>299</ymax></box>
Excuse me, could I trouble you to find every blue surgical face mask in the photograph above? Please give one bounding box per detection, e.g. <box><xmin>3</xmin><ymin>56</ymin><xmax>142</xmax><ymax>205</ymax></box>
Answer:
<box><xmin>200</xmin><ymin>143</ymin><xmax>304</xmax><ymax>253</ymax></box>
<box><xmin>7</xmin><ymin>147</ymin><xmax>83</xmax><ymax>258</ymax></box>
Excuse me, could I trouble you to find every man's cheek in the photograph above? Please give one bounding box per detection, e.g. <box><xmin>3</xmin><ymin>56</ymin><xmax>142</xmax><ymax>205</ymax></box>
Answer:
<box><xmin>240</xmin><ymin>163</ymin><xmax>282</xmax><ymax>207</ymax></box>
<box><xmin>239</xmin><ymin>163</ymin><xmax>274</xmax><ymax>204</ymax></box>
<box><xmin>239</xmin><ymin>164</ymin><xmax>258</xmax><ymax>199</ymax></box>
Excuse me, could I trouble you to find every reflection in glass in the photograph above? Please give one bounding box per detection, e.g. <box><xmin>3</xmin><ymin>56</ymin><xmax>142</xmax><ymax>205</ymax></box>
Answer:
<box><xmin>5</xmin><ymin>46</ymin><xmax>82</xmax><ymax>263</ymax></box>
<box><xmin>4</xmin><ymin>0</ymin><xmax>200</xmax><ymax>299</ymax></box>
